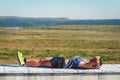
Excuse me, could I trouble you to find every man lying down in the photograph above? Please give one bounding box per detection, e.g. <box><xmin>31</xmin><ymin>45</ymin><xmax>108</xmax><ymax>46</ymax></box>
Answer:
<box><xmin>17</xmin><ymin>52</ymin><xmax>102</xmax><ymax>69</ymax></box>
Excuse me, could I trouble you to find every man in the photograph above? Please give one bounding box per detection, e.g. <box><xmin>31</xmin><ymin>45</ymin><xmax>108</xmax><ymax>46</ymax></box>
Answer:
<box><xmin>17</xmin><ymin>52</ymin><xmax>102</xmax><ymax>69</ymax></box>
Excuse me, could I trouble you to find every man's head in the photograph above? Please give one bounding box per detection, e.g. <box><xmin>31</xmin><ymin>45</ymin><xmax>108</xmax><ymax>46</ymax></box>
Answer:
<box><xmin>90</xmin><ymin>56</ymin><xmax>102</xmax><ymax>69</ymax></box>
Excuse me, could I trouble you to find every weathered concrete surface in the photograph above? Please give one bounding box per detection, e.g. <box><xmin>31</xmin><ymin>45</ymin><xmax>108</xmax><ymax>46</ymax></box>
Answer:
<box><xmin>0</xmin><ymin>64</ymin><xmax>120</xmax><ymax>80</ymax></box>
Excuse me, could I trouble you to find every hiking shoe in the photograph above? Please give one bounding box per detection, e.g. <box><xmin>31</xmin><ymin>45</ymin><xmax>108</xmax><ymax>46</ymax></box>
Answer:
<box><xmin>17</xmin><ymin>52</ymin><xmax>25</xmax><ymax>66</ymax></box>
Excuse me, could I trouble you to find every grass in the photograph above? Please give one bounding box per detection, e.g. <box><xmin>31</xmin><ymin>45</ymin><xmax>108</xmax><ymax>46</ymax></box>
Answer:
<box><xmin>0</xmin><ymin>25</ymin><xmax>120</xmax><ymax>64</ymax></box>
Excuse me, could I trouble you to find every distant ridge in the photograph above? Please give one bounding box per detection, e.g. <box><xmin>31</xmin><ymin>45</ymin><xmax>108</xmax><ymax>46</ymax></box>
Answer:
<box><xmin>0</xmin><ymin>16</ymin><xmax>120</xmax><ymax>27</ymax></box>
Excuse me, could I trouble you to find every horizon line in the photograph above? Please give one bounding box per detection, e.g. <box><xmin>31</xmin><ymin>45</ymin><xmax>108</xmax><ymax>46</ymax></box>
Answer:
<box><xmin>0</xmin><ymin>16</ymin><xmax>120</xmax><ymax>20</ymax></box>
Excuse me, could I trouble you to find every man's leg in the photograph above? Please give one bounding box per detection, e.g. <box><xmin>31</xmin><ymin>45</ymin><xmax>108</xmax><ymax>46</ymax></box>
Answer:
<box><xmin>25</xmin><ymin>57</ymin><xmax>53</xmax><ymax>67</ymax></box>
<box><xmin>17</xmin><ymin>52</ymin><xmax>53</xmax><ymax>67</ymax></box>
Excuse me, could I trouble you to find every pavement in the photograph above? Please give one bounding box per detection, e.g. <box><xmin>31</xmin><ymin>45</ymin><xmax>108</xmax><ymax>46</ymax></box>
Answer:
<box><xmin>0</xmin><ymin>64</ymin><xmax>120</xmax><ymax>74</ymax></box>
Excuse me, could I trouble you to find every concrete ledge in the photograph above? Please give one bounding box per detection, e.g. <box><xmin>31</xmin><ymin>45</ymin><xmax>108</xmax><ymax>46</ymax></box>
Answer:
<box><xmin>0</xmin><ymin>64</ymin><xmax>120</xmax><ymax>80</ymax></box>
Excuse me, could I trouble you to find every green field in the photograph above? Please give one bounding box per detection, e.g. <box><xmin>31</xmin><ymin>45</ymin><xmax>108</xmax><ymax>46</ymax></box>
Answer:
<box><xmin>0</xmin><ymin>25</ymin><xmax>120</xmax><ymax>64</ymax></box>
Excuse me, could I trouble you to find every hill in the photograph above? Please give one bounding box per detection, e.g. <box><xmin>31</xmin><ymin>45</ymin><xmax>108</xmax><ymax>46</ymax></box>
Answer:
<box><xmin>0</xmin><ymin>16</ymin><xmax>120</xmax><ymax>27</ymax></box>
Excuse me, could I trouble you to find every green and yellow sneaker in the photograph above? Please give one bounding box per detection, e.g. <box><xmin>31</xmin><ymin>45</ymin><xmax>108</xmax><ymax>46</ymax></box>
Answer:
<box><xmin>17</xmin><ymin>52</ymin><xmax>25</xmax><ymax>66</ymax></box>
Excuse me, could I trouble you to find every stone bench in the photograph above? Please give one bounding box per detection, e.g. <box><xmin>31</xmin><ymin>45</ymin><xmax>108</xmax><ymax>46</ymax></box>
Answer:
<box><xmin>0</xmin><ymin>64</ymin><xmax>120</xmax><ymax>80</ymax></box>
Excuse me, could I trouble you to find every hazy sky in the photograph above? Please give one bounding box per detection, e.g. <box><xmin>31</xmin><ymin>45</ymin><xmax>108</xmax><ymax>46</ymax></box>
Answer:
<box><xmin>0</xmin><ymin>0</ymin><xmax>120</xmax><ymax>19</ymax></box>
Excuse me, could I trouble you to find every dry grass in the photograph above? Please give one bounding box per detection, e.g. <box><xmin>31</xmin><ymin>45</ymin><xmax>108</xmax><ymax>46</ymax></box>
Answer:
<box><xmin>0</xmin><ymin>25</ymin><xmax>120</xmax><ymax>64</ymax></box>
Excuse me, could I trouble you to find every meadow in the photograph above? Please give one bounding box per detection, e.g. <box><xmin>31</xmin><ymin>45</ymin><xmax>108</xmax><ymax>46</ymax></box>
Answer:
<box><xmin>0</xmin><ymin>25</ymin><xmax>120</xmax><ymax>64</ymax></box>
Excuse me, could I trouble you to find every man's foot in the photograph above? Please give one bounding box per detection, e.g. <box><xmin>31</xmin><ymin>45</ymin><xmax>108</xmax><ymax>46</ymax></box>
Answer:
<box><xmin>17</xmin><ymin>52</ymin><xmax>25</xmax><ymax>66</ymax></box>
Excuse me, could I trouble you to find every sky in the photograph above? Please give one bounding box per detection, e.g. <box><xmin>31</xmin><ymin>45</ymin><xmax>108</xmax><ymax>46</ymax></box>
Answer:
<box><xmin>0</xmin><ymin>0</ymin><xmax>120</xmax><ymax>19</ymax></box>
